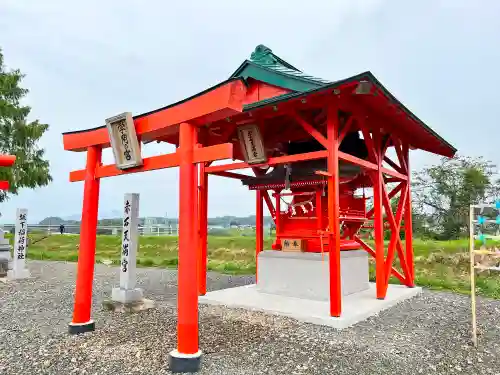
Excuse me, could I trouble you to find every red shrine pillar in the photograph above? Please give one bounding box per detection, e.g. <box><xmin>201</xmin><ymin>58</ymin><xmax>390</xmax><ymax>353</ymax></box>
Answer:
<box><xmin>169</xmin><ymin>122</ymin><xmax>202</xmax><ymax>373</ymax></box>
<box><xmin>272</xmin><ymin>190</ymin><xmax>282</xmax><ymax>249</ymax></box>
<box><xmin>198</xmin><ymin>163</ymin><xmax>208</xmax><ymax>296</ymax></box>
<box><xmin>403</xmin><ymin>144</ymin><xmax>415</xmax><ymax>285</ymax></box>
<box><xmin>69</xmin><ymin>146</ymin><xmax>101</xmax><ymax>334</ymax></box>
<box><xmin>255</xmin><ymin>190</ymin><xmax>264</xmax><ymax>281</ymax></box>
<box><xmin>327</xmin><ymin>103</ymin><xmax>342</xmax><ymax>317</ymax></box>
<box><xmin>372</xmin><ymin>132</ymin><xmax>386</xmax><ymax>299</ymax></box>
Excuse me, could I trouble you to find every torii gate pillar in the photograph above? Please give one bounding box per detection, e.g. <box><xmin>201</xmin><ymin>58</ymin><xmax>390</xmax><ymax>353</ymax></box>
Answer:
<box><xmin>169</xmin><ymin>122</ymin><xmax>202</xmax><ymax>372</ymax></box>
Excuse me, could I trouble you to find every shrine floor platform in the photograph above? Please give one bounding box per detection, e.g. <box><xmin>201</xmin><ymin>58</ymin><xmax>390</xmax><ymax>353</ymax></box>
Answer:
<box><xmin>199</xmin><ymin>283</ymin><xmax>422</xmax><ymax>329</ymax></box>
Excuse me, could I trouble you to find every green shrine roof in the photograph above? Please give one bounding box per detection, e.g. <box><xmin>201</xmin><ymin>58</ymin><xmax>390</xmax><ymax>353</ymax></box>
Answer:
<box><xmin>230</xmin><ymin>45</ymin><xmax>331</xmax><ymax>94</ymax></box>
<box><xmin>229</xmin><ymin>45</ymin><xmax>456</xmax><ymax>156</ymax></box>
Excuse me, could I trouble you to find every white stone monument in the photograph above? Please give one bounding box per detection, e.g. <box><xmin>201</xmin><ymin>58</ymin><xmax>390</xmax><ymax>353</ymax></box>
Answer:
<box><xmin>112</xmin><ymin>193</ymin><xmax>143</xmax><ymax>303</ymax></box>
<box><xmin>7</xmin><ymin>208</ymin><xmax>31</xmax><ymax>279</ymax></box>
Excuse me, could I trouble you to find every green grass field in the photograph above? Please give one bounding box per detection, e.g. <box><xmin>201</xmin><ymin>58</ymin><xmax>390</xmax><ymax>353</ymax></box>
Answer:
<box><xmin>20</xmin><ymin>233</ymin><xmax>500</xmax><ymax>299</ymax></box>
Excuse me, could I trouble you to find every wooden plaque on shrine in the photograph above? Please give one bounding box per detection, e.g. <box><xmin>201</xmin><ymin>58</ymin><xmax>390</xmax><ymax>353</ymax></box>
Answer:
<box><xmin>282</xmin><ymin>238</ymin><xmax>305</xmax><ymax>252</ymax></box>
<box><xmin>105</xmin><ymin>112</ymin><xmax>143</xmax><ymax>170</ymax></box>
<box><xmin>237</xmin><ymin>124</ymin><xmax>267</xmax><ymax>164</ymax></box>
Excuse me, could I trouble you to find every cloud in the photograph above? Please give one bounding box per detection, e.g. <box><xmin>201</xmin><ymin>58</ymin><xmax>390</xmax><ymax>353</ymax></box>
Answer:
<box><xmin>0</xmin><ymin>0</ymin><xmax>498</xmax><ymax>222</ymax></box>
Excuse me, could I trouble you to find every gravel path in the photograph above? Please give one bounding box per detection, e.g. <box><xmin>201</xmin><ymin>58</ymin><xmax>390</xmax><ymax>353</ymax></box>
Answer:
<box><xmin>1</xmin><ymin>261</ymin><xmax>500</xmax><ymax>375</ymax></box>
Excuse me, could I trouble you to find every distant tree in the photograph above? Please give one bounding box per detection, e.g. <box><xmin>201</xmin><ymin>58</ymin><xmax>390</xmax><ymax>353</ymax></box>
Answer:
<box><xmin>0</xmin><ymin>48</ymin><xmax>51</xmax><ymax>202</ymax></box>
<box><xmin>412</xmin><ymin>155</ymin><xmax>500</xmax><ymax>239</ymax></box>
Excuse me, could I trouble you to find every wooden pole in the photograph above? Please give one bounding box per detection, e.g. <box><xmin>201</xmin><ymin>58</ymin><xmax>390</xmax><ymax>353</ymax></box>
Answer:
<box><xmin>470</xmin><ymin>204</ymin><xmax>477</xmax><ymax>347</ymax></box>
<box><xmin>256</xmin><ymin>190</ymin><xmax>264</xmax><ymax>281</ymax></box>
<box><xmin>403</xmin><ymin>144</ymin><xmax>415</xmax><ymax>285</ymax></box>
<box><xmin>316</xmin><ymin>189</ymin><xmax>323</xmax><ymax>232</ymax></box>
<box><xmin>198</xmin><ymin>163</ymin><xmax>208</xmax><ymax>296</ymax></box>
<box><xmin>372</xmin><ymin>134</ymin><xmax>386</xmax><ymax>300</ymax></box>
<box><xmin>327</xmin><ymin>103</ymin><xmax>342</xmax><ymax>317</ymax></box>
<box><xmin>177</xmin><ymin>122</ymin><xmax>199</xmax><ymax>355</ymax></box>
<box><xmin>69</xmin><ymin>146</ymin><xmax>101</xmax><ymax>334</ymax></box>
<box><xmin>274</xmin><ymin>190</ymin><xmax>282</xmax><ymax>249</ymax></box>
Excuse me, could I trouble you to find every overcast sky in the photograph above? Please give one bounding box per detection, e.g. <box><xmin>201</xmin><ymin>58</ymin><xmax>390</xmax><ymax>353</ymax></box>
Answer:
<box><xmin>0</xmin><ymin>0</ymin><xmax>499</xmax><ymax>223</ymax></box>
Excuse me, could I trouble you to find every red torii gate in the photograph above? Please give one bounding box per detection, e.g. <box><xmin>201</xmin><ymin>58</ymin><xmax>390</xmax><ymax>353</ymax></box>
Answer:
<box><xmin>0</xmin><ymin>154</ymin><xmax>16</xmax><ymax>191</ymax></box>
<box><xmin>62</xmin><ymin>56</ymin><xmax>455</xmax><ymax>372</ymax></box>
<box><xmin>62</xmin><ymin>80</ymin><xmax>247</xmax><ymax>372</ymax></box>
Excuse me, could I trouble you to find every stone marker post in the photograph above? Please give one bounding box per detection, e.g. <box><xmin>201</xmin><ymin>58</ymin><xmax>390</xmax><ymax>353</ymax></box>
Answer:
<box><xmin>7</xmin><ymin>208</ymin><xmax>31</xmax><ymax>279</ymax></box>
<box><xmin>112</xmin><ymin>193</ymin><xmax>143</xmax><ymax>303</ymax></box>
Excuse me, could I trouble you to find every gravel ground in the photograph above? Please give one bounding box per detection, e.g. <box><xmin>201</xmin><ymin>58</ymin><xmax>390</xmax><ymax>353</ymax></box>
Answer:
<box><xmin>1</xmin><ymin>261</ymin><xmax>500</xmax><ymax>375</ymax></box>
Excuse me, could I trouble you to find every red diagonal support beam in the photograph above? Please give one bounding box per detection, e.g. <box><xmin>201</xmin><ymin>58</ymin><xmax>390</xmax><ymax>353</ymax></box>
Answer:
<box><xmin>338</xmin><ymin>116</ymin><xmax>354</xmax><ymax>144</ymax></box>
<box><xmin>353</xmin><ymin>235</ymin><xmax>406</xmax><ymax>284</ymax></box>
<box><xmin>383</xmin><ymin>156</ymin><xmax>404</xmax><ymax>174</ymax></box>
<box><xmin>366</xmin><ymin>182</ymin><xmax>404</xmax><ymax>219</ymax></box>
<box><xmin>381</xmin><ymin>182</ymin><xmax>410</xmax><ymax>290</ymax></box>
<box><xmin>252</xmin><ymin>167</ymin><xmax>276</xmax><ymax>220</ymax></box>
<box><xmin>291</xmin><ymin>112</ymin><xmax>329</xmax><ymax>149</ymax></box>
<box><xmin>392</xmin><ymin>138</ymin><xmax>408</xmax><ymax>174</ymax></box>
<box><xmin>359</xmin><ymin>120</ymin><xmax>378</xmax><ymax>164</ymax></box>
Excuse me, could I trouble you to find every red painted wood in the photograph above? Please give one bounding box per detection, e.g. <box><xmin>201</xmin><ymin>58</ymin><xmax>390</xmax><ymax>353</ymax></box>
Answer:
<box><xmin>273</xmin><ymin>190</ymin><xmax>282</xmax><ymax>250</ymax></box>
<box><xmin>316</xmin><ymin>189</ymin><xmax>323</xmax><ymax>232</ymax></box>
<box><xmin>198</xmin><ymin>163</ymin><xmax>208</xmax><ymax>296</ymax></box>
<box><xmin>0</xmin><ymin>154</ymin><xmax>16</xmax><ymax>167</ymax></box>
<box><xmin>327</xmin><ymin>103</ymin><xmax>342</xmax><ymax>317</ymax></box>
<box><xmin>69</xmin><ymin>143</ymin><xmax>233</xmax><ymax>182</ymax></box>
<box><xmin>177</xmin><ymin>122</ymin><xmax>199</xmax><ymax>355</ymax></box>
<box><xmin>338</xmin><ymin>117</ymin><xmax>354</xmax><ymax>144</ymax></box>
<box><xmin>404</xmin><ymin>144</ymin><xmax>415</xmax><ymax>285</ymax></box>
<box><xmin>208</xmin><ymin>171</ymin><xmax>250</xmax><ymax>179</ymax></box>
<box><xmin>292</xmin><ymin>112</ymin><xmax>329</xmax><ymax>149</ymax></box>
<box><xmin>256</xmin><ymin>190</ymin><xmax>264</xmax><ymax>281</ymax></box>
<box><xmin>0</xmin><ymin>181</ymin><xmax>9</xmax><ymax>190</ymax></box>
<box><xmin>354</xmin><ymin>235</ymin><xmax>406</xmax><ymax>284</ymax></box>
<box><xmin>243</xmin><ymin>79</ymin><xmax>291</xmax><ymax>105</ymax></box>
<box><xmin>383</xmin><ymin>156</ymin><xmax>404</xmax><ymax>174</ymax></box>
<box><xmin>370</xmin><ymin>130</ymin><xmax>386</xmax><ymax>300</ymax></box>
<box><xmin>71</xmin><ymin>146</ymin><xmax>101</xmax><ymax>324</ymax></box>
<box><xmin>381</xmin><ymin>182</ymin><xmax>409</xmax><ymax>293</ymax></box>
<box><xmin>205</xmin><ymin>150</ymin><xmax>328</xmax><ymax>173</ymax></box>
<box><xmin>63</xmin><ymin>80</ymin><xmax>247</xmax><ymax>152</ymax></box>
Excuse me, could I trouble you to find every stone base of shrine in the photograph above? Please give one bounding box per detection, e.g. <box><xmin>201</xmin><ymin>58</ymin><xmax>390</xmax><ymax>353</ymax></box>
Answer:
<box><xmin>199</xmin><ymin>283</ymin><xmax>422</xmax><ymax>329</ymax></box>
<box><xmin>257</xmin><ymin>250</ymin><xmax>370</xmax><ymax>300</ymax></box>
<box><xmin>200</xmin><ymin>249</ymin><xmax>420</xmax><ymax>329</ymax></box>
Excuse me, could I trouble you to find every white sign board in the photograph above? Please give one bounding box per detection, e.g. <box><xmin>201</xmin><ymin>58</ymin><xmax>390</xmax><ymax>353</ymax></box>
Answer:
<box><xmin>105</xmin><ymin>112</ymin><xmax>143</xmax><ymax>170</ymax></box>
<box><xmin>237</xmin><ymin>124</ymin><xmax>267</xmax><ymax>165</ymax></box>
<box><xmin>120</xmin><ymin>193</ymin><xmax>140</xmax><ymax>290</ymax></box>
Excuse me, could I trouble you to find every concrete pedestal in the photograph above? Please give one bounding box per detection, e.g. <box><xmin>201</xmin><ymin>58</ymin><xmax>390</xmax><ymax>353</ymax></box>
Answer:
<box><xmin>168</xmin><ymin>350</ymin><xmax>202</xmax><ymax>373</ymax></box>
<box><xmin>111</xmin><ymin>287</ymin><xmax>143</xmax><ymax>303</ymax></box>
<box><xmin>7</xmin><ymin>268</ymin><xmax>31</xmax><ymax>280</ymax></box>
<box><xmin>257</xmin><ymin>250</ymin><xmax>369</xmax><ymax>301</ymax></box>
<box><xmin>200</xmin><ymin>249</ymin><xmax>421</xmax><ymax>329</ymax></box>
<box><xmin>200</xmin><ymin>283</ymin><xmax>422</xmax><ymax>329</ymax></box>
